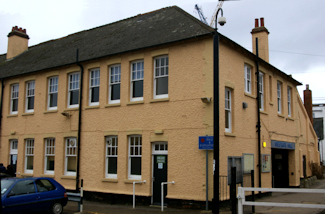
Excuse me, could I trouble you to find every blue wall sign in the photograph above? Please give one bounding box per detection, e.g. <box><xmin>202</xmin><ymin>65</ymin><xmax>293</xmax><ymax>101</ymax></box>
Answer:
<box><xmin>271</xmin><ymin>140</ymin><xmax>295</xmax><ymax>150</ymax></box>
<box><xmin>199</xmin><ymin>136</ymin><xmax>214</xmax><ymax>150</ymax></box>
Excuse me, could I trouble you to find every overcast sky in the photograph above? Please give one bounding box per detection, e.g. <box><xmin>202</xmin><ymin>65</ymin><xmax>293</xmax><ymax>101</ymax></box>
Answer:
<box><xmin>1</xmin><ymin>0</ymin><xmax>324</xmax><ymax>103</ymax></box>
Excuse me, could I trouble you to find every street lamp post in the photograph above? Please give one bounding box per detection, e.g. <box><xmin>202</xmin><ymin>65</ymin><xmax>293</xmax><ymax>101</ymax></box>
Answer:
<box><xmin>212</xmin><ymin>7</ymin><xmax>226</xmax><ymax>214</ymax></box>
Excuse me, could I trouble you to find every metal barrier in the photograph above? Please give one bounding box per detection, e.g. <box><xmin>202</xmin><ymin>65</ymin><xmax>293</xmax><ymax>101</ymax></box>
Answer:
<box><xmin>237</xmin><ymin>187</ymin><xmax>325</xmax><ymax>214</ymax></box>
<box><xmin>161</xmin><ymin>181</ymin><xmax>174</xmax><ymax>211</ymax></box>
<box><xmin>132</xmin><ymin>180</ymin><xmax>146</xmax><ymax>208</ymax></box>
<box><xmin>67</xmin><ymin>186</ymin><xmax>83</xmax><ymax>212</ymax></box>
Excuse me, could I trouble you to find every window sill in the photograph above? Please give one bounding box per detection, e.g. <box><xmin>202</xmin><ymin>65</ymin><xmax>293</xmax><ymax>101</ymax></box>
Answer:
<box><xmin>21</xmin><ymin>173</ymin><xmax>33</xmax><ymax>177</ymax></box>
<box><xmin>260</xmin><ymin>110</ymin><xmax>268</xmax><ymax>115</ymax></box>
<box><xmin>269</xmin><ymin>102</ymin><xmax>274</xmax><ymax>106</ymax></box>
<box><xmin>150</xmin><ymin>98</ymin><xmax>169</xmax><ymax>103</ymax></box>
<box><xmin>124</xmin><ymin>179</ymin><xmax>143</xmax><ymax>184</ymax></box>
<box><xmin>22</xmin><ymin>112</ymin><xmax>34</xmax><ymax>116</ymax></box>
<box><xmin>244</xmin><ymin>92</ymin><xmax>255</xmax><ymax>99</ymax></box>
<box><xmin>105</xmin><ymin>103</ymin><xmax>121</xmax><ymax>108</ymax></box>
<box><xmin>40</xmin><ymin>174</ymin><xmax>55</xmax><ymax>178</ymax></box>
<box><xmin>7</xmin><ymin>114</ymin><xmax>18</xmax><ymax>118</ymax></box>
<box><xmin>287</xmin><ymin>117</ymin><xmax>294</xmax><ymax>121</ymax></box>
<box><xmin>102</xmin><ymin>178</ymin><xmax>118</xmax><ymax>183</ymax></box>
<box><xmin>64</xmin><ymin>108</ymin><xmax>79</xmax><ymax>112</ymax></box>
<box><xmin>44</xmin><ymin>110</ymin><xmax>58</xmax><ymax>114</ymax></box>
<box><xmin>127</xmin><ymin>101</ymin><xmax>144</xmax><ymax>106</ymax></box>
<box><xmin>224</xmin><ymin>132</ymin><xmax>236</xmax><ymax>137</ymax></box>
<box><xmin>85</xmin><ymin>105</ymin><xmax>100</xmax><ymax>110</ymax></box>
<box><xmin>61</xmin><ymin>175</ymin><xmax>76</xmax><ymax>180</ymax></box>
<box><xmin>278</xmin><ymin>113</ymin><xmax>285</xmax><ymax>118</ymax></box>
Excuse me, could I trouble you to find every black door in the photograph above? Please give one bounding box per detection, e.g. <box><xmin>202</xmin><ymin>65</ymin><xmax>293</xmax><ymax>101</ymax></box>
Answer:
<box><xmin>272</xmin><ymin>149</ymin><xmax>289</xmax><ymax>188</ymax></box>
<box><xmin>153</xmin><ymin>155</ymin><xmax>167</xmax><ymax>205</ymax></box>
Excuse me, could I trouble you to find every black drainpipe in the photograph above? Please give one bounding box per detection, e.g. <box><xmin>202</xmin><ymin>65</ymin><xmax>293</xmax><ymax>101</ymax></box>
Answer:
<box><xmin>255</xmin><ymin>38</ymin><xmax>262</xmax><ymax>192</ymax></box>
<box><xmin>76</xmin><ymin>49</ymin><xmax>84</xmax><ymax>191</ymax></box>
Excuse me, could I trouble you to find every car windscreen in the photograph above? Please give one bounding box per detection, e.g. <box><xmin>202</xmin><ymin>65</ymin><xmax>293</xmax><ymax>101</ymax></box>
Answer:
<box><xmin>1</xmin><ymin>180</ymin><xmax>15</xmax><ymax>195</ymax></box>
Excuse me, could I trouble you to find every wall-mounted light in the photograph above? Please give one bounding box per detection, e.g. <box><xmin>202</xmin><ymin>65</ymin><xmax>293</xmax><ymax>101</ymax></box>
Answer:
<box><xmin>243</xmin><ymin>102</ymin><xmax>248</xmax><ymax>109</ymax></box>
<box><xmin>201</xmin><ymin>97</ymin><xmax>212</xmax><ymax>103</ymax></box>
<box><xmin>61</xmin><ymin>112</ymin><xmax>71</xmax><ymax>118</ymax></box>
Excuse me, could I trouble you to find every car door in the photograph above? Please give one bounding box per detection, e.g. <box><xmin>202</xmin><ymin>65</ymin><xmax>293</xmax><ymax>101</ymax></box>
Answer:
<box><xmin>3</xmin><ymin>179</ymin><xmax>39</xmax><ymax>213</ymax></box>
<box><xmin>35</xmin><ymin>178</ymin><xmax>58</xmax><ymax>208</ymax></box>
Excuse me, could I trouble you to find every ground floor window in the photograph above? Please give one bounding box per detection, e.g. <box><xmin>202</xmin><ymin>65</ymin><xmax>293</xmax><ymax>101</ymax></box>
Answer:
<box><xmin>128</xmin><ymin>135</ymin><xmax>142</xmax><ymax>180</ymax></box>
<box><xmin>106</xmin><ymin>136</ymin><xmax>118</xmax><ymax>178</ymax></box>
<box><xmin>65</xmin><ymin>138</ymin><xmax>77</xmax><ymax>176</ymax></box>
<box><xmin>25</xmin><ymin>139</ymin><xmax>34</xmax><ymax>174</ymax></box>
<box><xmin>45</xmin><ymin>138</ymin><xmax>55</xmax><ymax>174</ymax></box>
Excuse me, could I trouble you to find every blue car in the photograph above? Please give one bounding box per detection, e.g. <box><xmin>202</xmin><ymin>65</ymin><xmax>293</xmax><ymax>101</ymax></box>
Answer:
<box><xmin>1</xmin><ymin>177</ymin><xmax>68</xmax><ymax>214</ymax></box>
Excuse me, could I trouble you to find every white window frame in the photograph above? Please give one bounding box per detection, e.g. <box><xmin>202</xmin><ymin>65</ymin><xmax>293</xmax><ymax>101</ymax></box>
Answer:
<box><xmin>130</xmin><ymin>60</ymin><xmax>144</xmax><ymax>102</ymax></box>
<box><xmin>154</xmin><ymin>56</ymin><xmax>169</xmax><ymax>99</ymax></box>
<box><xmin>109</xmin><ymin>64</ymin><xmax>121</xmax><ymax>104</ymax></box>
<box><xmin>152</xmin><ymin>142</ymin><xmax>168</xmax><ymax>155</ymax></box>
<box><xmin>10</xmin><ymin>83</ymin><xmax>19</xmax><ymax>115</ymax></box>
<box><xmin>277</xmin><ymin>81</ymin><xmax>282</xmax><ymax>114</ymax></box>
<box><xmin>68</xmin><ymin>72</ymin><xmax>80</xmax><ymax>108</ymax></box>
<box><xmin>105</xmin><ymin>136</ymin><xmax>118</xmax><ymax>179</ymax></box>
<box><xmin>288</xmin><ymin>86</ymin><xmax>292</xmax><ymax>117</ymax></box>
<box><xmin>44</xmin><ymin>138</ymin><xmax>55</xmax><ymax>175</ymax></box>
<box><xmin>225</xmin><ymin>87</ymin><xmax>232</xmax><ymax>133</ymax></box>
<box><xmin>9</xmin><ymin>139</ymin><xmax>18</xmax><ymax>166</ymax></box>
<box><xmin>128</xmin><ymin>135</ymin><xmax>142</xmax><ymax>180</ymax></box>
<box><xmin>89</xmin><ymin>68</ymin><xmax>100</xmax><ymax>106</ymax></box>
<box><xmin>259</xmin><ymin>72</ymin><xmax>264</xmax><ymax>111</ymax></box>
<box><xmin>25</xmin><ymin>139</ymin><xmax>34</xmax><ymax>174</ymax></box>
<box><xmin>25</xmin><ymin>81</ymin><xmax>35</xmax><ymax>113</ymax></box>
<box><xmin>48</xmin><ymin>76</ymin><xmax>58</xmax><ymax>110</ymax></box>
<box><xmin>65</xmin><ymin>138</ymin><xmax>77</xmax><ymax>176</ymax></box>
<box><xmin>244</xmin><ymin>65</ymin><xmax>252</xmax><ymax>94</ymax></box>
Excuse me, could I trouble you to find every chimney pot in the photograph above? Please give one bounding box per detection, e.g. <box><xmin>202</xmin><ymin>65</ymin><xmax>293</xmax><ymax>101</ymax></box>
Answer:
<box><xmin>255</xmin><ymin>18</ymin><xmax>259</xmax><ymax>28</ymax></box>
<box><xmin>306</xmin><ymin>84</ymin><xmax>309</xmax><ymax>90</ymax></box>
<box><xmin>260</xmin><ymin>17</ymin><xmax>264</xmax><ymax>27</ymax></box>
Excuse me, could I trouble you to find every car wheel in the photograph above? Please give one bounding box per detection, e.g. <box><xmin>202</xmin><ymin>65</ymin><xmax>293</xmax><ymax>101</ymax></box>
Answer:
<box><xmin>50</xmin><ymin>202</ymin><xmax>63</xmax><ymax>214</ymax></box>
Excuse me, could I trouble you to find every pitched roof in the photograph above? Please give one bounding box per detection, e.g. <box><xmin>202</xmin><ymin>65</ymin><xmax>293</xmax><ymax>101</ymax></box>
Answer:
<box><xmin>0</xmin><ymin>6</ymin><xmax>214</xmax><ymax>78</ymax></box>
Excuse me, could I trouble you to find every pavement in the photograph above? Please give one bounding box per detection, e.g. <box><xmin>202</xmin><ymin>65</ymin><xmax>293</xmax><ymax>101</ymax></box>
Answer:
<box><xmin>62</xmin><ymin>178</ymin><xmax>325</xmax><ymax>214</ymax></box>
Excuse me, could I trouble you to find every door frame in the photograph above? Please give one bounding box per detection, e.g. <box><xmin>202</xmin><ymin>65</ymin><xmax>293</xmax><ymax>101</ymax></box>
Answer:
<box><xmin>151</xmin><ymin>142</ymin><xmax>168</xmax><ymax>205</ymax></box>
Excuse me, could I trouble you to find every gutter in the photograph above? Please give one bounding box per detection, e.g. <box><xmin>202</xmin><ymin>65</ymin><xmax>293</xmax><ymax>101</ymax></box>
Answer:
<box><xmin>76</xmin><ymin>49</ymin><xmax>84</xmax><ymax>191</ymax></box>
<box><xmin>255</xmin><ymin>38</ymin><xmax>262</xmax><ymax>191</ymax></box>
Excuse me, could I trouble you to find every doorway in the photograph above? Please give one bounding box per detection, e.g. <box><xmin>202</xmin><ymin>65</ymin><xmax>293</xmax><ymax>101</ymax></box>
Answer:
<box><xmin>152</xmin><ymin>142</ymin><xmax>168</xmax><ymax>205</ymax></box>
<box><xmin>272</xmin><ymin>149</ymin><xmax>289</xmax><ymax>188</ymax></box>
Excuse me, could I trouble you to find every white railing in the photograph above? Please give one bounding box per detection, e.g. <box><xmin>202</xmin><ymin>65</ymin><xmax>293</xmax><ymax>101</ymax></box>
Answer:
<box><xmin>238</xmin><ymin>187</ymin><xmax>325</xmax><ymax>214</ymax></box>
<box><xmin>132</xmin><ymin>180</ymin><xmax>146</xmax><ymax>208</ymax></box>
<box><xmin>161</xmin><ymin>181</ymin><xmax>175</xmax><ymax>211</ymax></box>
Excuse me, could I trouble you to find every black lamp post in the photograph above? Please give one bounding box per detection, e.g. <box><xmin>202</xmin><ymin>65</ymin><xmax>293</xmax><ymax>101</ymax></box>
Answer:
<box><xmin>212</xmin><ymin>7</ymin><xmax>226</xmax><ymax>214</ymax></box>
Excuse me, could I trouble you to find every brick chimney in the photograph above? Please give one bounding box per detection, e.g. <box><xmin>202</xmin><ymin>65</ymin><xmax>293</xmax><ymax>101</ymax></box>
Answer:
<box><xmin>303</xmin><ymin>84</ymin><xmax>313</xmax><ymax>124</ymax></box>
<box><xmin>6</xmin><ymin>26</ymin><xmax>29</xmax><ymax>60</ymax></box>
<box><xmin>251</xmin><ymin>18</ymin><xmax>269</xmax><ymax>62</ymax></box>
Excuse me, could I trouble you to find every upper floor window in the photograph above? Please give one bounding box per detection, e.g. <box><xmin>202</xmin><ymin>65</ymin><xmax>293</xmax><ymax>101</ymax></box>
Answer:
<box><xmin>25</xmin><ymin>139</ymin><xmax>34</xmax><ymax>174</ymax></box>
<box><xmin>44</xmin><ymin>138</ymin><xmax>55</xmax><ymax>174</ymax></box>
<box><xmin>130</xmin><ymin>61</ymin><xmax>144</xmax><ymax>102</ymax></box>
<box><xmin>10</xmin><ymin>83</ymin><xmax>19</xmax><ymax>115</ymax></box>
<box><xmin>48</xmin><ymin>76</ymin><xmax>58</xmax><ymax>110</ymax></box>
<box><xmin>128</xmin><ymin>135</ymin><xmax>142</xmax><ymax>180</ymax></box>
<box><xmin>259</xmin><ymin>72</ymin><xmax>264</xmax><ymax>111</ymax></box>
<box><xmin>154</xmin><ymin>56</ymin><xmax>169</xmax><ymax>99</ymax></box>
<box><xmin>65</xmin><ymin>138</ymin><xmax>77</xmax><ymax>176</ymax></box>
<box><xmin>277</xmin><ymin>81</ymin><xmax>282</xmax><ymax>114</ymax></box>
<box><xmin>225</xmin><ymin>87</ymin><xmax>232</xmax><ymax>133</ymax></box>
<box><xmin>287</xmin><ymin>87</ymin><xmax>292</xmax><ymax>117</ymax></box>
<box><xmin>25</xmin><ymin>81</ymin><xmax>35</xmax><ymax>113</ymax></box>
<box><xmin>106</xmin><ymin>136</ymin><xmax>118</xmax><ymax>179</ymax></box>
<box><xmin>68</xmin><ymin>72</ymin><xmax>80</xmax><ymax>108</ymax></box>
<box><xmin>244</xmin><ymin>65</ymin><xmax>252</xmax><ymax>94</ymax></box>
<box><xmin>109</xmin><ymin>65</ymin><xmax>121</xmax><ymax>104</ymax></box>
<box><xmin>89</xmin><ymin>68</ymin><xmax>100</xmax><ymax>106</ymax></box>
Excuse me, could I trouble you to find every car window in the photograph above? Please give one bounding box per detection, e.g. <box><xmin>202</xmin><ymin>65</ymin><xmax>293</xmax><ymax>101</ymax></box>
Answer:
<box><xmin>1</xmin><ymin>180</ymin><xmax>15</xmax><ymax>194</ymax></box>
<box><xmin>36</xmin><ymin>179</ymin><xmax>56</xmax><ymax>192</ymax></box>
<box><xmin>9</xmin><ymin>180</ymin><xmax>36</xmax><ymax>196</ymax></box>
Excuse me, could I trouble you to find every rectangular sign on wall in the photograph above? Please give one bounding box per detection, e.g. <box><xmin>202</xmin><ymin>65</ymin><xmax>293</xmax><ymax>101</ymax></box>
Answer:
<box><xmin>198</xmin><ymin>136</ymin><xmax>214</xmax><ymax>150</ymax></box>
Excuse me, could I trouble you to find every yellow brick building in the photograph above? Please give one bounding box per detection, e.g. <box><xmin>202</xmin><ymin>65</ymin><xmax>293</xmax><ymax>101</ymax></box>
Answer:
<box><xmin>0</xmin><ymin>6</ymin><xmax>319</xmax><ymax>206</ymax></box>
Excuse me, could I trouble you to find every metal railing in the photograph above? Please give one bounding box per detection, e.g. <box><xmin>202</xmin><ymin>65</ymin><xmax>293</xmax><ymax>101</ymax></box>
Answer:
<box><xmin>237</xmin><ymin>187</ymin><xmax>325</xmax><ymax>214</ymax></box>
